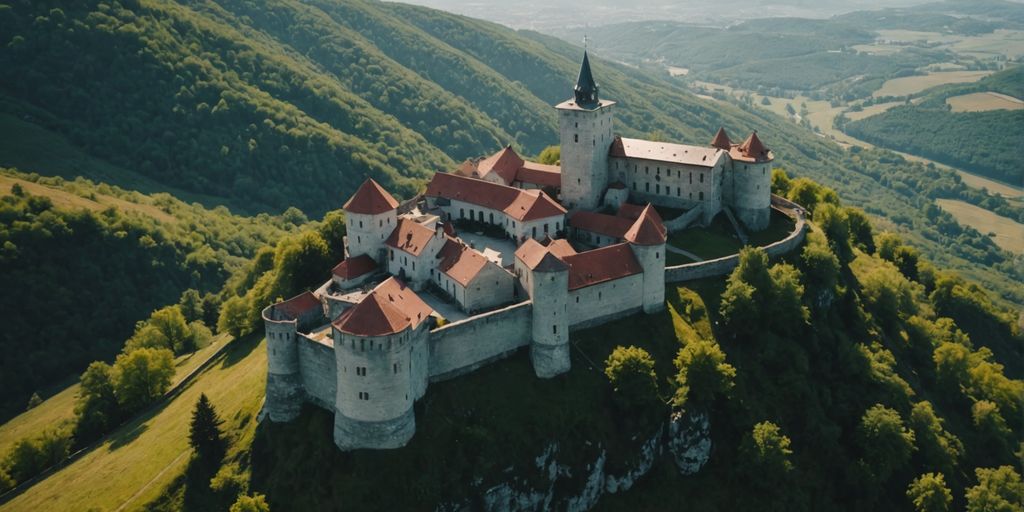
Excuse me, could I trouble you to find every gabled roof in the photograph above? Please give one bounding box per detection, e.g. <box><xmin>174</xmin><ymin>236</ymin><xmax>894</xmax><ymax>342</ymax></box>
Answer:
<box><xmin>476</xmin><ymin>145</ymin><xmax>524</xmax><ymax>184</ymax></box>
<box><xmin>563</xmin><ymin>243</ymin><xmax>643</xmax><ymax>290</ymax></box>
<box><xmin>732</xmin><ymin>131</ymin><xmax>774</xmax><ymax>163</ymax></box>
<box><xmin>273</xmin><ymin>291</ymin><xmax>321</xmax><ymax>320</ymax></box>
<box><xmin>710</xmin><ymin>127</ymin><xmax>732</xmax><ymax>150</ymax></box>
<box><xmin>569</xmin><ymin>211</ymin><xmax>634</xmax><ymax>239</ymax></box>
<box><xmin>425</xmin><ymin>173</ymin><xmax>566</xmax><ymax>222</ymax></box>
<box><xmin>332</xmin><ymin>255</ymin><xmax>377</xmax><ymax>280</ymax></box>
<box><xmin>623</xmin><ymin>204</ymin><xmax>667</xmax><ymax>246</ymax></box>
<box><xmin>384</xmin><ymin>218</ymin><xmax>437</xmax><ymax>257</ymax></box>
<box><xmin>610</xmin><ymin>137</ymin><xmax>723</xmax><ymax>168</ymax></box>
<box><xmin>436</xmin><ymin>239</ymin><xmax>497</xmax><ymax>287</ymax></box>
<box><xmin>515</xmin><ymin>162</ymin><xmax>561</xmax><ymax>188</ymax></box>
<box><xmin>343</xmin><ymin>178</ymin><xmax>399</xmax><ymax>215</ymax></box>
<box><xmin>515</xmin><ymin>238</ymin><xmax>573</xmax><ymax>271</ymax></box>
<box><xmin>332</xmin><ymin>277</ymin><xmax>432</xmax><ymax>337</ymax></box>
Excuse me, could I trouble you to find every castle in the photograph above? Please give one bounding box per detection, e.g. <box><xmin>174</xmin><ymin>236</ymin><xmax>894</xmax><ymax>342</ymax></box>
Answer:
<box><xmin>262</xmin><ymin>51</ymin><xmax>774</xmax><ymax>451</ymax></box>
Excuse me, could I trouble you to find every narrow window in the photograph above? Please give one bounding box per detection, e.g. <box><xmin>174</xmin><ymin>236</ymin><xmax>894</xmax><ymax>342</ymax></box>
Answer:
<box><xmin>393</xmin><ymin>363</ymin><xmax>398</xmax><ymax>374</ymax></box>
<box><xmin>576</xmin><ymin>296</ymin><xmax>580</xmax><ymax>303</ymax></box>
<box><xmin>460</xmin><ymin>208</ymin><xmax>464</xmax><ymax>218</ymax></box>
<box><xmin>677</xmin><ymin>187</ymin><xmax>681</xmax><ymax>196</ymax></box>
<box><xmin>553</xmin><ymin>325</ymin><xmax>557</xmax><ymax>334</ymax></box>
<box><xmin>574</xmin><ymin>134</ymin><xmax>578</xmax><ymax>143</ymax></box>
<box><xmin>632</xmin><ymin>182</ymin><xmax>637</xmax><ymax>190</ymax></box>
<box><xmin>645</xmin><ymin>183</ymin><xmax>650</xmax><ymax>192</ymax></box>
<box><xmin>532</xmin><ymin>226</ymin><xmax>537</xmax><ymax>238</ymax></box>
<box><xmin>544</xmin><ymin>223</ymin><xmax>549</xmax><ymax>233</ymax></box>
<box><xmin>699</xmin><ymin>191</ymin><xmax>705</xmax><ymax>200</ymax></box>
<box><xmin>359</xmin><ymin>220</ymin><xmax>363</xmax><ymax>228</ymax></box>
<box><xmin>656</xmin><ymin>184</ymin><xmax>660</xmax><ymax>194</ymax></box>
<box><xmin>689</xmin><ymin>172</ymin><xmax>693</xmax><ymax>184</ymax></box>
<box><xmin>700</xmin><ymin>173</ymin><xmax>704</xmax><ymax>183</ymax></box>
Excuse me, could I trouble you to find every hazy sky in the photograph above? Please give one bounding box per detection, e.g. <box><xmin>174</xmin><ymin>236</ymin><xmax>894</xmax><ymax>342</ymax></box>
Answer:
<box><xmin>395</xmin><ymin>0</ymin><xmax>930</xmax><ymax>31</ymax></box>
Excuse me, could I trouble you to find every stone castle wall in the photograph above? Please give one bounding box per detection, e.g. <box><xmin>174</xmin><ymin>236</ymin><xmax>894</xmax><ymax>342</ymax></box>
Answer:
<box><xmin>427</xmin><ymin>301</ymin><xmax>533</xmax><ymax>382</ymax></box>
<box><xmin>665</xmin><ymin>203</ymin><xmax>807</xmax><ymax>283</ymax></box>
<box><xmin>568</xmin><ymin>273</ymin><xmax>643</xmax><ymax>329</ymax></box>
<box><xmin>296</xmin><ymin>335</ymin><xmax>336</xmax><ymax>411</ymax></box>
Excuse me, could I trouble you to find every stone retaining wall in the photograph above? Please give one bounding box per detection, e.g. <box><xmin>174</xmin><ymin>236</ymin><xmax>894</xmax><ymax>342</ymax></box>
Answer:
<box><xmin>427</xmin><ymin>301</ymin><xmax>533</xmax><ymax>382</ymax></box>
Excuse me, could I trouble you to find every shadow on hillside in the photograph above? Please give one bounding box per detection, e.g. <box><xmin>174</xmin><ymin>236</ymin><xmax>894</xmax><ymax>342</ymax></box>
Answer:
<box><xmin>220</xmin><ymin>332</ymin><xmax>263</xmax><ymax>369</ymax></box>
<box><xmin>108</xmin><ymin>421</ymin><xmax>149</xmax><ymax>450</ymax></box>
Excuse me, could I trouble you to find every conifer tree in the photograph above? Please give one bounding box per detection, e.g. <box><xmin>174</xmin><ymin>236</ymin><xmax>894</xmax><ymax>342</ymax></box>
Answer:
<box><xmin>189</xmin><ymin>393</ymin><xmax>225</xmax><ymax>461</ymax></box>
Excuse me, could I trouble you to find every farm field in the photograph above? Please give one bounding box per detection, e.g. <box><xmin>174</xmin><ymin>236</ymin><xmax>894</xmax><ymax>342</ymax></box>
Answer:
<box><xmin>872</xmin><ymin>70</ymin><xmax>992</xmax><ymax>98</ymax></box>
<box><xmin>0</xmin><ymin>335</ymin><xmax>262</xmax><ymax>512</ymax></box>
<box><xmin>845</xmin><ymin>101</ymin><xmax>904</xmax><ymax>121</ymax></box>
<box><xmin>948</xmin><ymin>29</ymin><xmax>1024</xmax><ymax>60</ymax></box>
<box><xmin>936</xmin><ymin>199</ymin><xmax>1024</xmax><ymax>254</ymax></box>
<box><xmin>946</xmin><ymin>91</ymin><xmax>1024</xmax><ymax>112</ymax></box>
<box><xmin>0</xmin><ymin>336</ymin><xmax>230</xmax><ymax>456</ymax></box>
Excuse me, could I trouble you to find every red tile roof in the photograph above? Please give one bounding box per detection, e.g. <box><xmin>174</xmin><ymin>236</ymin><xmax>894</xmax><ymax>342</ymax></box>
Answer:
<box><xmin>731</xmin><ymin>131</ymin><xmax>773</xmax><ymax>163</ymax></box>
<box><xmin>623</xmin><ymin>205</ymin><xmax>667</xmax><ymax>246</ymax></box>
<box><xmin>274</xmin><ymin>291</ymin><xmax>322</xmax><ymax>320</ymax></box>
<box><xmin>515</xmin><ymin>238</ymin><xmax>574</xmax><ymax>271</ymax></box>
<box><xmin>610</xmin><ymin>136</ymin><xmax>722</xmax><ymax>168</ymax></box>
<box><xmin>616</xmin><ymin>203</ymin><xmax>646</xmax><ymax>221</ymax></box>
<box><xmin>476</xmin><ymin>145</ymin><xmax>524</xmax><ymax>184</ymax></box>
<box><xmin>563</xmin><ymin>243</ymin><xmax>643</xmax><ymax>290</ymax></box>
<box><xmin>332</xmin><ymin>277</ymin><xmax>432</xmax><ymax>336</ymax></box>
<box><xmin>436</xmin><ymin>239</ymin><xmax>493</xmax><ymax>286</ymax></box>
<box><xmin>343</xmin><ymin>179</ymin><xmax>399</xmax><ymax>215</ymax></box>
<box><xmin>515</xmin><ymin>162</ymin><xmax>562</xmax><ymax>188</ymax></box>
<box><xmin>332</xmin><ymin>255</ymin><xmax>377</xmax><ymax>280</ymax></box>
<box><xmin>384</xmin><ymin>218</ymin><xmax>437</xmax><ymax>257</ymax></box>
<box><xmin>569</xmin><ymin>211</ymin><xmax>634</xmax><ymax>239</ymax></box>
<box><xmin>425</xmin><ymin>172</ymin><xmax>566</xmax><ymax>222</ymax></box>
<box><xmin>710</xmin><ymin>127</ymin><xmax>732</xmax><ymax>150</ymax></box>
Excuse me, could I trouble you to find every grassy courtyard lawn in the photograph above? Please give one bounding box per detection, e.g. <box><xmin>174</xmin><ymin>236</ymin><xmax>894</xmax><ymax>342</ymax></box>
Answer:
<box><xmin>1</xmin><ymin>334</ymin><xmax>263</xmax><ymax>512</ymax></box>
<box><xmin>747</xmin><ymin>209</ymin><xmax>797</xmax><ymax>247</ymax></box>
<box><xmin>0</xmin><ymin>335</ymin><xmax>230</xmax><ymax>456</ymax></box>
<box><xmin>250</xmin><ymin>286</ymin><xmax>713</xmax><ymax>511</ymax></box>
<box><xmin>666</xmin><ymin>251</ymin><xmax>696</xmax><ymax>266</ymax></box>
<box><xmin>668</xmin><ymin>215</ymin><xmax>742</xmax><ymax>260</ymax></box>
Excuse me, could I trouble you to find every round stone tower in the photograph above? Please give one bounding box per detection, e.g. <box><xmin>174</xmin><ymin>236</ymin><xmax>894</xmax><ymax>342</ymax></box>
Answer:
<box><xmin>729</xmin><ymin>132</ymin><xmax>773</xmax><ymax>232</ymax></box>
<box><xmin>331</xmin><ymin>277</ymin><xmax>432</xmax><ymax>451</ymax></box>
<box><xmin>343</xmin><ymin>178</ymin><xmax>399</xmax><ymax>263</ymax></box>
<box><xmin>624</xmin><ymin>204</ymin><xmax>667</xmax><ymax>314</ymax></box>
<box><xmin>262</xmin><ymin>305</ymin><xmax>304</xmax><ymax>423</ymax></box>
<box><xmin>528</xmin><ymin>252</ymin><xmax>571</xmax><ymax>378</ymax></box>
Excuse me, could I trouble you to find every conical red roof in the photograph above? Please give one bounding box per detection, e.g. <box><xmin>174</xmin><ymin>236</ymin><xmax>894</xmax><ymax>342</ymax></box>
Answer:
<box><xmin>332</xmin><ymin>277</ymin><xmax>432</xmax><ymax>336</ymax></box>
<box><xmin>343</xmin><ymin>178</ymin><xmax>399</xmax><ymax>215</ymax></box>
<box><xmin>738</xmin><ymin>131</ymin><xmax>771</xmax><ymax>162</ymax></box>
<box><xmin>710</xmin><ymin>127</ymin><xmax>732</xmax><ymax>150</ymax></box>
<box><xmin>624</xmin><ymin>204</ymin><xmax>667</xmax><ymax>246</ymax></box>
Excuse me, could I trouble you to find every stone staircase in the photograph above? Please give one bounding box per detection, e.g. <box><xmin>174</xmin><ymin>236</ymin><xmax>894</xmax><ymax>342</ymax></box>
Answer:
<box><xmin>722</xmin><ymin>207</ymin><xmax>749</xmax><ymax>245</ymax></box>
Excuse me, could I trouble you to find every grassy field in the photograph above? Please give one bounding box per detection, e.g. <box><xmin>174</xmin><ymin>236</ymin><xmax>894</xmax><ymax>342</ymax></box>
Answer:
<box><xmin>872</xmin><ymin>70</ymin><xmax>992</xmax><ymax>98</ymax></box>
<box><xmin>948</xmin><ymin>29</ymin><xmax>1024</xmax><ymax>60</ymax></box>
<box><xmin>0</xmin><ymin>112</ymin><xmax>237</xmax><ymax>213</ymax></box>
<box><xmin>0</xmin><ymin>335</ymin><xmax>230</xmax><ymax>457</ymax></box>
<box><xmin>0</xmin><ymin>335</ymin><xmax>258</xmax><ymax>512</ymax></box>
<box><xmin>845</xmin><ymin>101</ymin><xmax>904</xmax><ymax>121</ymax></box>
<box><xmin>0</xmin><ymin>174</ymin><xmax>177</xmax><ymax>224</ymax></box>
<box><xmin>936</xmin><ymin>199</ymin><xmax>1024</xmax><ymax>254</ymax></box>
<box><xmin>946</xmin><ymin>91</ymin><xmax>1024</xmax><ymax>112</ymax></box>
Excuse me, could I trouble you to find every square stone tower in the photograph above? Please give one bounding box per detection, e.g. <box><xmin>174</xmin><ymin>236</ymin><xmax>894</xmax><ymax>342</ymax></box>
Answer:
<box><xmin>556</xmin><ymin>50</ymin><xmax>615</xmax><ymax>211</ymax></box>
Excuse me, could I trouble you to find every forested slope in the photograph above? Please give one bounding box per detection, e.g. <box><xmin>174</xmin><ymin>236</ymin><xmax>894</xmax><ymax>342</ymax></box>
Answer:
<box><xmin>0</xmin><ymin>169</ymin><xmax>297</xmax><ymax>420</ymax></box>
<box><xmin>0</xmin><ymin>0</ymin><xmax>1020</xmax><ymax>307</ymax></box>
<box><xmin>843</xmin><ymin>67</ymin><xmax>1024</xmax><ymax>184</ymax></box>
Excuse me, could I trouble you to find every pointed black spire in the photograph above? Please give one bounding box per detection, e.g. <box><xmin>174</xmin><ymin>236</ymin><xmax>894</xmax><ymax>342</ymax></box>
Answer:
<box><xmin>573</xmin><ymin>50</ymin><xmax>599</xmax><ymax>108</ymax></box>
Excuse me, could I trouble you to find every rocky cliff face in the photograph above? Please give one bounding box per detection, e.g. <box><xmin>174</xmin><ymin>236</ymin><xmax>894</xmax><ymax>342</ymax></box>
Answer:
<box><xmin>437</xmin><ymin>411</ymin><xmax>711</xmax><ymax>511</ymax></box>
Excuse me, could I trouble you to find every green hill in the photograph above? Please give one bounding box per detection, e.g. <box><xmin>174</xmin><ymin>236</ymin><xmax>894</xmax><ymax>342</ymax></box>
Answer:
<box><xmin>843</xmin><ymin>67</ymin><xmax>1024</xmax><ymax>185</ymax></box>
<box><xmin>0</xmin><ymin>168</ymin><xmax>296</xmax><ymax>420</ymax></box>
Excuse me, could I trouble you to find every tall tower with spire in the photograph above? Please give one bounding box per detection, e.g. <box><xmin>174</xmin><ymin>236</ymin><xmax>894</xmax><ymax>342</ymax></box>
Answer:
<box><xmin>556</xmin><ymin>50</ymin><xmax>615</xmax><ymax>211</ymax></box>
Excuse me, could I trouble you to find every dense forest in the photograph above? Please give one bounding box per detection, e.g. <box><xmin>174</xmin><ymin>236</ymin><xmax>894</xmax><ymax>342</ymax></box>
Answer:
<box><xmin>842</xmin><ymin>67</ymin><xmax>1024</xmax><ymax>185</ymax></box>
<box><xmin>0</xmin><ymin>169</ymin><xmax>297</xmax><ymax>420</ymax></box>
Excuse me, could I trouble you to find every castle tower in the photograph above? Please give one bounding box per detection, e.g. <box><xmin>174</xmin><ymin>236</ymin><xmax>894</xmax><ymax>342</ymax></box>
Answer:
<box><xmin>624</xmin><ymin>205</ymin><xmax>667</xmax><ymax>313</ymax></box>
<box><xmin>331</xmin><ymin>278</ymin><xmax>432</xmax><ymax>450</ymax></box>
<box><xmin>343</xmin><ymin>178</ymin><xmax>399</xmax><ymax>263</ymax></box>
<box><xmin>262</xmin><ymin>292</ymin><xmax>323</xmax><ymax>423</ymax></box>
<box><xmin>528</xmin><ymin>252</ymin><xmax>571</xmax><ymax>378</ymax></box>
<box><xmin>557</xmin><ymin>50</ymin><xmax>615</xmax><ymax>211</ymax></box>
<box><xmin>727</xmin><ymin>132</ymin><xmax>773</xmax><ymax>231</ymax></box>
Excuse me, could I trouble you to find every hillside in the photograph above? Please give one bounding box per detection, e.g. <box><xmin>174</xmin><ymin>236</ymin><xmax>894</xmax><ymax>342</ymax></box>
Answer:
<box><xmin>842</xmin><ymin>67</ymin><xmax>1024</xmax><ymax>185</ymax></box>
<box><xmin>1</xmin><ymin>0</ymin><xmax>1021</xmax><ymax>307</ymax></box>
<box><xmin>0</xmin><ymin>168</ymin><xmax>297</xmax><ymax>420</ymax></box>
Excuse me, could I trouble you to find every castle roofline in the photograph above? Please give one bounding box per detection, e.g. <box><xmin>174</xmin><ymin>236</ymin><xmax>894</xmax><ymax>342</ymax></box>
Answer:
<box><xmin>555</xmin><ymin>98</ymin><xmax>615</xmax><ymax>111</ymax></box>
<box><xmin>563</xmin><ymin>243</ymin><xmax>642</xmax><ymax>290</ymax></box>
<box><xmin>332</xmin><ymin>277</ymin><xmax>432</xmax><ymax>337</ymax></box>
<box><xmin>610</xmin><ymin>136</ymin><xmax>723</xmax><ymax>168</ymax></box>
<box><xmin>384</xmin><ymin>217</ymin><xmax>437</xmax><ymax>257</ymax></box>
<box><xmin>269</xmin><ymin>291</ymin><xmax>322</xmax><ymax>321</ymax></box>
<box><xmin>624</xmin><ymin>204</ymin><xmax>667</xmax><ymax>246</ymax></box>
<box><xmin>332</xmin><ymin>254</ymin><xmax>377</xmax><ymax>280</ymax></box>
<box><xmin>731</xmin><ymin>131</ymin><xmax>774</xmax><ymax>163</ymax></box>
<box><xmin>425</xmin><ymin>172</ymin><xmax>566</xmax><ymax>222</ymax></box>
<box><xmin>343</xmin><ymin>178</ymin><xmax>399</xmax><ymax>215</ymax></box>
